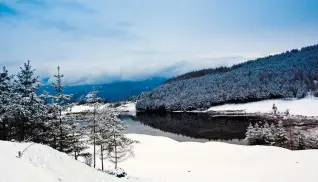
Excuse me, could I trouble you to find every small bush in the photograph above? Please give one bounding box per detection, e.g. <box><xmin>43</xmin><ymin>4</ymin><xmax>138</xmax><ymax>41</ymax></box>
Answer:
<box><xmin>105</xmin><ymin>168</ymin><xmax>127</xmax><ymax>178</ymax></box>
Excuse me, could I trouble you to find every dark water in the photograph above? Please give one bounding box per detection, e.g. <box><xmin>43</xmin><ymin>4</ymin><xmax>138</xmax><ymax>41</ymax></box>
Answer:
<box><xmin>121</xmin><ymin>112</ymin><xmax>275</xmax><ymax>144</ymax></box>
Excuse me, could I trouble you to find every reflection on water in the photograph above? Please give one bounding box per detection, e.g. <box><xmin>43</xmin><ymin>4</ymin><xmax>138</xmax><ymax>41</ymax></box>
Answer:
<box><xmin>121</xmin><ymin>112</ymin><xmax>275</xmax><ymax>144</ymax></box>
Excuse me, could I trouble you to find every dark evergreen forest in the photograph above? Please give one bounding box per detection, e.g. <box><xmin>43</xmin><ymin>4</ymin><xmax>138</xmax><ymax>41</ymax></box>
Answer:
<box><xmin>137</xmin><ymin>44</ymin><xmax>318</xmax><ymax>112</ymax></box>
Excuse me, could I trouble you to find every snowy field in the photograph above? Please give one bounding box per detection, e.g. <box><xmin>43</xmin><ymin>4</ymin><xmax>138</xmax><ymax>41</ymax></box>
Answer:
<box><xmin>2</xmin><ymin>134</ymin><xmax>318</xmax><ymax>182</ymax></box>
<box><xmin>0</xmin><ymin>140</ymin><xmax>139</xmax><ymax>182</ymax></box>
<box><xmin>207</xmin><ymin>96</ymin><xmax>318</xmax><ymax>116</ymax></box>
<box><xmin>70</xmin><ymin>97</ymin><xmax>318</xmax><ymax>117</ymax></box>
<box><xmin>69</xmin><ymin>102</ymin><xmax>136</xmax><ymax>115</ymax></box>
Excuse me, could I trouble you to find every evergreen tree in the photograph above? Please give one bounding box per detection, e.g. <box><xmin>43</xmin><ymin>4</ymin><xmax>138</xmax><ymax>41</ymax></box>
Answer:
<box><xmin>13</xmin><ymin>60</ymin><xmax>46</xmax><ymax>142</ymax></box>
<box><xmin>0</xmin><ymin>67</ymin><xmax>14</xmax><ymax>140</ymax></box>
<box><xmin>87</xmin><ymin>89</ymin><xmax>101</xmax><ymax>168</ymax></box>
<box><xmin>68</xmin><ymin>114</ymin><xmax>89</xmax><ymax>160</ymax></box>
<box><xmin>274</xmin><ymin>120</ymin><xmax>288</xmax><ymax>146</ymax></box>
<box><xmin>262</xmin><ymin>122</ymin><xmax>274</xmax><ymax>144</ymax></box>
<box><xmin>49</xmin><ymin>66</ymin><xmax>72</xmax><ymax>152</ymax></box>
<box><xmin>104</xmin><ymin>109</ymin><xmax>138</xmax><ymax>169</ymax></box>
<box><xmin>245</xmin><ymin>123</ymin><xmax>255</xmax><ymax>144</ymax></box>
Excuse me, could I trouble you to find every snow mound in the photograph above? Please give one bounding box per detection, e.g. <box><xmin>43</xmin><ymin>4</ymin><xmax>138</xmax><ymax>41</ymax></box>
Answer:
<box><xmin>207</xmin><ymin>96</ymin><xmax>318</xmax><ymax>116</ymax></box>
<box><xmin>0</xmin><ymin>141</ymin><xmax>136</xmax><ymax>182</ymax></box>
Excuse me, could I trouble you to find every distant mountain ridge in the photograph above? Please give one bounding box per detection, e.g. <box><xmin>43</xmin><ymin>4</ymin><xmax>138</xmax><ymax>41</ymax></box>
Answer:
<box><xmin>38</xmin><ymin>77</ymin><xmax>166</xmax><ymax>103</ymax></box>
<box><xmin>136</xmin><ymin>44</ymin><xmax>318</xmax><ymax>112</ymax></box>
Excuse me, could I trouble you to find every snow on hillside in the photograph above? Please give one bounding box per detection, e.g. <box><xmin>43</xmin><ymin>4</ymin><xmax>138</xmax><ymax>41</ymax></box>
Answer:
<box><xmin>117</xmin><ymin>102</ymin><xmax>137</xmax><ymax>116</ymax></box>
<box><xmin>2</xmin><ymin>134</ymin><xmax>318</xmax><ymax>182</ymax></box>
<box><xmin>69</xmin><ymin>102</ymin><xmax>136</xmax><ymax>115</ymax></box>
<box><xmin>88</xmin><ymin>134</ymin><xmax>318</xmax><ymax>182</ymax></box>
<box><xmin>207</xmin><ymin>96</ymin><xmax>318</xmax><ymax>116</ymax></box>
<box><xmin>0</xmin><ymin>141</ymin><xmax>140</xmax><ymax>182</ymax></box>
<box><xmin>70</xmin><ymin>105</ymin><xmax>92</xmax><ymax>113</ymax></box>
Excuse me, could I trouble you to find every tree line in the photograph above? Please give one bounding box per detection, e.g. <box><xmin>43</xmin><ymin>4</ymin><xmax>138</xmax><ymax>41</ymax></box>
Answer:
<box><xmin>137</xmin><ymin>44</ymin><xmax>318</xmax><ymax>112</ymax></box>
<box><xmin>246</xmin><ymin>120</ymin><xmax>318</xmax><ymax>150</ymax></box>
<box><xmin>0</xmin><ymin>61</ymin><xmax>137</xmax><ymax>170</ymax></box>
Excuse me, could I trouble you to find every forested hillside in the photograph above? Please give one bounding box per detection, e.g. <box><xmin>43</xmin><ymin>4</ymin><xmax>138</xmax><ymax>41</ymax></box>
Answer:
<box><xmin>136</xmin><ymin>44</ymin><xmax>318</xmax><ymax>112</ymax></box>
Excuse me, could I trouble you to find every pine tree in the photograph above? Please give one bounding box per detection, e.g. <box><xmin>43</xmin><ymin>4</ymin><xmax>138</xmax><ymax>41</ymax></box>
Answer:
<box><xmin>274</xmin><ymin>120</ymin><xmax>288</xmax><ymax>146</ymax></box>
<box><xmin>95</xmin><ymin>108</ymin><xmax>113</xmax><ymax>171</ymax></box>
<box><xmin>292</xmin><ymin>120</ymin><xmax>304</xmax><ymax>150</ymax></box>
<box><xmin>49</xmin><ymin>66</ymin><xmax>72</xmax><ymax>152</ymax></box>
<box><xmin>87</xmin><ymin>89</ymin><xmax>101</xmax><ymax>168</ymax></box>
<box><xmin>262</xmin><ymin>121</ymin><xmax>274</xmax><ymax>145</ymax></box>
<box><xmin>245</xmin><ymin>123</ymin><xmax>255</xmax><ymax>144</ymax></box>
<box><xmin>13</xmin><ymin>60</ymin><xmax>47</xmax><ymax>142</ymax></box>
<box><xmin>104</xmin><ymin>109</ymin><xmax>138</xmax><ymax>169</ymax></box>
<box><xmin>68</xmin><ymin>114</ymin><xmax>89</xmax><ymax>160</ymax></box>
<box><xmin>0</xmin><ymin>67</ymin><xmax>14</xmax><ymax>140</ymax></box>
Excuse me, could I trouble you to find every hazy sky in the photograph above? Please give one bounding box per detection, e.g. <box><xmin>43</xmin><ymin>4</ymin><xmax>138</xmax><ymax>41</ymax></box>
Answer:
<box><xmin>1</xmin><ymin>0</ymin><xmax>318</xmax><ymax>84</ymax></box>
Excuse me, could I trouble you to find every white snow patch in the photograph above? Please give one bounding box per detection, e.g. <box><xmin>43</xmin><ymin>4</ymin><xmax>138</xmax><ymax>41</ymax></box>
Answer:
<box><xmin>2</xmin><ymin>134</ymin><xmax>318</xmax><ymax>182</ymax></box>
<box><xmin>117</xmin><ymin>102</ymin><xmax>136</xmax><ymax>116</ymax></box>
<box><xmin>68</xmin><ymin>102</ymin><xmax>135</xmax><ymax>115</ymax></box>
<box><xmin>70</xmin><ymin>105</ymin><xmax>92</xmax><ymax>113</ymax></box>
<box><xmin>207</xmin><ymin>96</ymin><xmax>318</xmax><ymax>116</ymax></box>
<box><xmin>0</xmin><ymin>141</ymin><xmax>141</xmax><ymax>182</ymax></box>
<box><xmin>88</xmin><ymin>134</ymin><xmax>318</xmax><ymax>182</ymax></box>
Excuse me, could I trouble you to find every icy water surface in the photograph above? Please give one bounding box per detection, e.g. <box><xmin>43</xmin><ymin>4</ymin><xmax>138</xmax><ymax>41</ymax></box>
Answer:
<box><xmin>121</xmin><ymin>112</ymin><xmax>276</xmax><ymax>144</ymax></box>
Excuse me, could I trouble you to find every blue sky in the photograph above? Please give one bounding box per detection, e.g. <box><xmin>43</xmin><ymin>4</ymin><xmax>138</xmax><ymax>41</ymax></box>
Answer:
<box><xmin>1</xmin><ymin>0</ymin><xmax>318</xmax><ymax>84</ymax></box>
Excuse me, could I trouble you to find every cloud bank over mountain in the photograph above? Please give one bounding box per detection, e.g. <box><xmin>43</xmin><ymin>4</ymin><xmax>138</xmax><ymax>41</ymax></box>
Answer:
<box><xmin>1</xmin><ymin>0</ymin><xmax>318</xmax><ymax>84</ymax></box>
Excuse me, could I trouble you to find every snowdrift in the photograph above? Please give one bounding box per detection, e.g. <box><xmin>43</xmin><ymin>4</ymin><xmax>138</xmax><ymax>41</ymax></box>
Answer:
<box><xmin>4</xmin><ymin>134</ymin><xmax>318</xmax><ymax>182</ymax></box>
<box><xmin>0</xmin><ymin>141</ymin><xmax>130</xmax><ymax>182</ymax></box>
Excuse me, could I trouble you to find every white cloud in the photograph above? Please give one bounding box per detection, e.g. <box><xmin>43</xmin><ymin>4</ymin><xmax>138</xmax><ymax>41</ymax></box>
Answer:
<box><xmin>1</xmin><ymin>0</ymin><xmax>318</xmax><ymax>84</ymax></box>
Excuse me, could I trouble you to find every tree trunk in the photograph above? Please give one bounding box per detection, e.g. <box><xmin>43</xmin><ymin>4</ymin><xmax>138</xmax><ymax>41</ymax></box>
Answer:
<box><xmin>101</xmin><ymin>145</ymin><xmax>104</xmax><ymax>171</ymax></box>
<box><xmin>93</xmin><ymin>107</ymin><xmax>96</xmax><ymax>168</ymax></box>
<box><xmin>59</xmin><ymin>109</ymin><xmax>62</xmax><ymax>152</ymax></box>
<box><xmin>114</xmin><ymin>140</ymin><xmax>117</xmax><ymax>169</ymax></box>
<box><xmin>1</xmin><ymin>118</ymin><xmax>7</xmax><ymax>140</ymax></box>
<box><xmin>20</xmin><ymin>118</ymin><xmax>25</xmax><ymax>142</ymax></box>
<box><xmin>73</xmin><ymin>132</ymin><xmax>77</xmax><ymax>160</ymax></box>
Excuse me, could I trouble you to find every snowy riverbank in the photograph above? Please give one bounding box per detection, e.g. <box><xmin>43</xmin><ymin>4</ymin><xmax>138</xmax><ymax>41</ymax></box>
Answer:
<box><xmin>70</xmin><ymin>96</ymin><xmax>317</xmax><ymax>118</ymax></box>
<box><xmin>206</xmin><ymin>96</ymin><xmax>318</xmax><ymax>117</ymax></box>
<box><xmin>69</xmin><ymin>102</ymin><xmax>137</xmax><ymax>116</ymax></box>
<box><xmin>2</xmin><ymin>134</ymin><xmax>318</xmax><ymax>182</ymax></box>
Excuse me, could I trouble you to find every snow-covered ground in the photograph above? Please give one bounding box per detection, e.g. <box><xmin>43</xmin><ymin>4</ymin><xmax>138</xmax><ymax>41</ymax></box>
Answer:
<box><xmin>117</xmin><ymin>102</ymin><xmax>137</xmax><ymax>116</ymax></box>
<box><xmin>0</xmin><ymin>140</ymin><xmax>140</xmax><ymax>182</ymax></box>
<box><xmin>91</xmin><ymin>134</ymin><xmax>318</xmax><ymax>182</ymax></box>
<box><xmin>69</xmin><ymin>96</ymin><xmax>318</xmax><ymax>117</ymax></box>
<box><xmin>69</xmin><ymin>102</ymin><xmax>136</xmax><ymax>115</ymax></box>
<box><xmin>207</xmin><ymin>96</ymin><xmax>318</xmax><ymax>116</ymax></box>
<box><xmin>2</xmin><ymin>134</ymin><xmax>318</xmax><ymax>182</ymax></box>
<box><xmin>69</xmin><ymin>105</ymin><xmax>92</xmax><ymax>113</ymax></box>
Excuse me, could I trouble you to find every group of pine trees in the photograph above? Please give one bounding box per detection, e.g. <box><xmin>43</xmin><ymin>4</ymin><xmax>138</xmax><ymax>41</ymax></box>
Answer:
<box><xmin>246</xmin><ymin>120</ymin><xmax>318</xmax><ymax>150</ymax></box>
<box><xmin>137</xmin><ymin>44</ymin><xmax>318</xmax><ymax>111</ymax></box>
<box><xmin>245</xmin><ymin>121</ymin><xmax>288</xmax><ymax>146</ymax></box>
<box><xmin>0</xmin><ymin>61</ymin><xmax>136</xmax><ymax>170</ymax></box>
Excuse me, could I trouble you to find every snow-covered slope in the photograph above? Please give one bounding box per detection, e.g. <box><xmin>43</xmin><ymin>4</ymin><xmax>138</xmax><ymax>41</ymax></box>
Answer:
<box><xmin>0</xmin><ymin>141</ymin><xmax>138</xmax><ymax>182</ymax></box>
<box><xmin>207</xmin><ymin>96</ymin><xmax>318</xmax><ymax>116</ymax></box>
<box><xmin>88</xmin><ymin>134</ymin><xmax>318</xmax><ymax>182</ymax></box>
<box><xmin>2</xmin><ymin>134</ymin><xmax>318</xmax><ymax>182</ymax></box>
